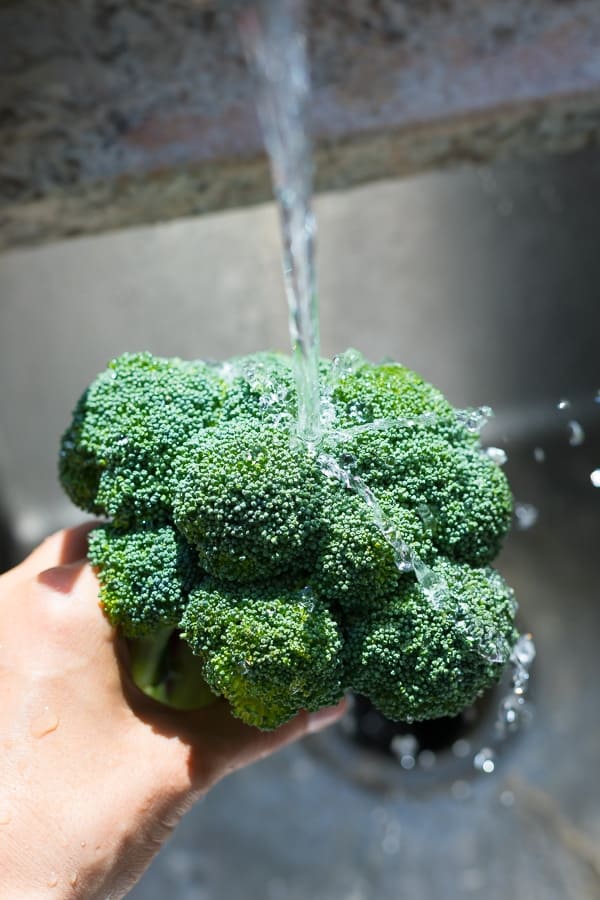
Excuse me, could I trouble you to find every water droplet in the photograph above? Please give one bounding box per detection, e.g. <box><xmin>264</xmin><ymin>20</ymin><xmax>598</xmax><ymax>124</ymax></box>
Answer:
<box><xmin>456</xmin><ymin>406</ymin><xmax>493</xmax><ymax>434</ymax></box>
<box><xmin>330</xmin><ymin>349</ymin><xmax>364</xmax><ymax>380</ymax></box>
<box><xmin>416</xmin><ymin>502</ymin><xmax>435</xmax><ymax>529</ymax></box>
<box><xmin>413</xmin><ymin>557</ymin><xmax>448</xmax><ymax>608</ymax></box>
<box><xmin>533</xmin><ymin>447</ymin><xmax>546</xmax><ymax>463</ymax></box>
<box><xmin>319</xmin><ymin>397</ymin><xmax>337</xmax><ymax>428</ymax></box>
<box><xmin>400</xmin><ymin>754</ymin><xmax>416</xmax><ymax>770</ymax></box>
<box><xmin>485</xmin><ymin>447</ymin><xmax>507</xmax><ymax>466</ymax></box>
<box><xmin>47</xmin><ymin>874</ymin><xmax>59</xmax><ymax>888</ymax></box>
<box><xmin>594</xmin><ymin>389</ymin><xmax>600</xmax><ymax>405</ymax></box>
<box><xmin>30</xmin><ymin>708</ymin><xmax>59</xmax><ymax>739</ymax></box>
<box><xmin>473</xmin><ymin>747</ymin><xmax>495</xmax><ymax>774</ymax></box>
<box><xmin>567</xmin><ymin>420</ymin><xmax>585</xmax><ymax>446</ymax></box>
<box><xmin>69</xmin><ymin>873</ymin><xmax>78</xmax><ymax>887</ymax></box>
<box><xmin>557</xmin><ymin>398</ymin><xmax>571</xmax><ymax>411</ymax></box>
<box><xmin>390</xmin><ymin>734</ymin><xmax>418</xmax><ymax>759</ymax></box>
<box><xmin>514</xmin><ymin>503</ymin><xmax>538</xmax><ymax>530</ymax></box>
<box><xmin>482</xmin><ymin>634</ymin><xmax>508</xmax><ymax>664</ymax></box>
<box><xmin>0</xmin><ymin>808</ymin><xmax>11</xmax><ymax>826</ymax></box>
<box><xmin>590</xmin><ymin>469</ymin><xmax>600</xmax><ymax>488</ymax></box>
<box><xmin>512</xmin><ymin>633</ymin><xmax>536</xmax><ymax>666</ymax></box>
<box><xmin>80</xmin><ymin>841</ymin><xmax>87</xmax><ymax>848</ymax></box>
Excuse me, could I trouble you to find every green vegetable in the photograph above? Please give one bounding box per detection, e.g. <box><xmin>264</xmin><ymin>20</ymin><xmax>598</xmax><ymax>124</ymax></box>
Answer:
<box><xmin>59</xmin><ymin>349</ymin><xmax>517</xmax><ymax>730</ymax></box>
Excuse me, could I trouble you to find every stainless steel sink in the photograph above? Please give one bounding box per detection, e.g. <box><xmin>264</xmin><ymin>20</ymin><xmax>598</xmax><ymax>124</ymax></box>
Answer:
<box><xmin>1</xmin><ymin>148</ymin><xmax>599</xmax><ymax>899</ymax></box>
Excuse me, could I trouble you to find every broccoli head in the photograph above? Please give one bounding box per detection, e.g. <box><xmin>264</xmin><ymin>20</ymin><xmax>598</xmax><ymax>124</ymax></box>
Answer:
<box><xmin>59</xmin><ymin>349</ymin><xmax>517</xmax><ymax>730</ymax></box>
<box><xmin>87</xmin><ymin>523</ymin><xmax>199</xmax><ymax>637</ymax></box>
<box><xmin>181</xmin><ymin>582</ymin><xmax>344</xmax><ymax>729</ymax></box>
<box><xmin>345</xmin><ymin>559</ymin><xmax>517</xmax><ymax>721</ymax></box>
<box><xmin>59</xmin><ymin>352</ymin><xmax>223</xmax><ymax>525</ymax></box>
<box><xmin>173</xmin><ymin>421</ymin><xmax>323</xmax><ymax>584</ymax></box>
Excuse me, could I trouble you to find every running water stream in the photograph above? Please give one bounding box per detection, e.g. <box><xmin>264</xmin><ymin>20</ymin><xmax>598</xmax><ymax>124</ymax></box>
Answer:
<box><xmin>236</xmin><ymin>0</ymin><xmax>445</xmax><ymax>599</ymax></box>
<box><xmin>237</xmin><ymin>0</ymin><xmax>321</xmax><ymax>444</ymax></box>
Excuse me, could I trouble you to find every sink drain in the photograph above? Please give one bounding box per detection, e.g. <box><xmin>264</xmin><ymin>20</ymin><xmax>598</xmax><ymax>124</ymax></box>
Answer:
<box><xmin>304</xmin><ymin>645</ymin><xmax>534</xmax><ymax>796</ymax></box>
<box><xmin>349</xmin><ymin>691</ymin><xmax>494</xmax><ymax>762</ymax></box>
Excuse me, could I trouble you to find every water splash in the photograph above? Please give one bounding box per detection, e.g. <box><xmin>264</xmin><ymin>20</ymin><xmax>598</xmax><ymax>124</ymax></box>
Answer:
<box><xmin>567</xmin><ymin>420</ymin><xmax>585</xmax><ymax>447</ymax></box>
<box><xmin>455</xmin><ymin>406</ymin><xmax>493</xmax><ymax>434</ymax></box>
<box><xmin>237</xmin><ymin>0</ymin><xmax>321</xmax><ymax>443</ymax></box>
<box><xmin>391</xmin><ymin>734</ymin><xmax>418</xmax><ymax>770</ymax></box>
<box><xmin>494</xmin><ymin>632</ymin><xmax>536</xmax><ymax>740</ymax></box>
<box><xmin>514</xmin><ymin>502</ymin><xmax>539</xmax><ymax>531</ymax></box>
<box><xmin>318</xmin><ymin>451</ymin><xmax>451</xmax><ymax>607</ymax></box>
<box><xmin>318</xmin><ymin>452</ymin><xmax>413</xmax><ymax>576</ymax></box>
<box><xmin>473</xmin><ymin>747</ymin><xmax>496</xmax><ymax>774</ymax></box>
<box><xmin>485</xmin><ymin>446</ymin><xmax>508</xmax><ymax>466</ymax></box>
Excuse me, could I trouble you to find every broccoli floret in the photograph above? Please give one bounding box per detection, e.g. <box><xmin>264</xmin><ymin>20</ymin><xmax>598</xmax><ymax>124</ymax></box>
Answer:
<box><xmin>218</xmin><ymin>351</ymin><xmax>297</xmax><ymax>423</ymax></box>
<box><xmin>383</xmin><ymin>432</ymin><xmax>513</xmax><ymax>565</ymax></box>
<box><xmin>345</xmin><ymin>559</ymin><xmax>518</xmax><ymax>721</ymax></box>
<box><xmin>325</xmin><ymin>352</ymin><xmax>460</xmax><ymax>436</ymax></box>
<box><xmin>173</xmin><ymin>421</ymin><xmax>323</xmax><ymax>584</ymax></box>
<box><xmin>60</xmin><ymin>352</ymin><xmax>223</xmax><ymax>525</ymax></box>
<box><xmin>88</xmin><ymin>523</ymin><xmax>199</xmax><ymax>637</ymax></box>
<box><xmin>60</xmin><ymin>349</ymin><xmax>519</xmax><ymax>729</ymax></box>
<box><xmin>181</xmin><ymin>582</ymin><xmax>344</xmax><ymax>730</ymax></box>
<box><xmin>311</xmin><ymin>486</ymin><xmax>437</xmax><ymax>614</ymax></box>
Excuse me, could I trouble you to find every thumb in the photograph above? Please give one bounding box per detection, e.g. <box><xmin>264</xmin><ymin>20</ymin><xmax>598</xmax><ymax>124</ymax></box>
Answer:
<box><xmin>179</xmin><ymin>697</ymin><xmax>347</xmax><ymax>790</ymax></box>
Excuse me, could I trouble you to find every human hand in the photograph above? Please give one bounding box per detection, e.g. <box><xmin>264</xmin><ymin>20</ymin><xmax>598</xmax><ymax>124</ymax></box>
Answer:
<box><xmin>0</xmin><ymin>524</ymin><xmax>346</xmax><ymax>899</ymax></box>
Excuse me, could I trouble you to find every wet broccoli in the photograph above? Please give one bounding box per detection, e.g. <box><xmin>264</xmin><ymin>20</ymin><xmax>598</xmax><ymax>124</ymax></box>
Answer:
<box><xmin>59</xmin><ymin>349</ymin><xmax>517</xmax><ymax>730</ymax></box>
<box><xmin>345</xmin><ymin>559</ymin><xmax>517</xmax><ymax>721</ymax></box>
<box><xmin>181</xmin><ymin>582</ymin><xmax>344</xmax><ymax>730</ymax></box>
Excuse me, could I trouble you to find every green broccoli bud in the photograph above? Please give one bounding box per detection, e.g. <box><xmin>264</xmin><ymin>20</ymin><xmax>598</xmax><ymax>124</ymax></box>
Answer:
<box><xmin>173</xmin><ymin>421</ymin><xmax>323</xmax><ymax>584</ymax></box>
<box><xmin>59</xmin><ymin>350</ymin><xmax>519</xmax><ymax>730</ymax></box>
<box><xmin>326</xmin><ymin>352</ymin><xmax>458</xmax><ymax>433</ymax></box>
<box><xmin>88</xmin><ymin>523</ymin><xmax>199</xmax><ymax>637</ymax></box>
<box><xmin>311</xmin><ymin>486</ymin><xmax>437</xmax><ymax>614</ymax></box>
<box><xmin>181</xmin><ymin>581</ymin><xmax>344</xmax><ymax>730</ymax></box>
<box><xmin>60</xmin><ymin>352</ymin><xmax>223</xmax><ymax>526</ymax></box>
<box><xmin>218</xmin><ymin>351</ymin><xmax>296</xmax><ymax>424</ymax></box>
<box><xmin>384</xmin><ymin>433</ymin><xmax>513</xmax><ymax>565</ymax></box>
<box><xmin>345</xmin><ymin>559</ymin><xmax>518</xmax><ymax>721</ymax></box>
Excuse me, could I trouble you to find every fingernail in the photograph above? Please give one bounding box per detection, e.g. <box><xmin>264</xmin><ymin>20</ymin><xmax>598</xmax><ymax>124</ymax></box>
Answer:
<box><xmin>307</xmin><ymin>699</ymin><xmax>347</xmax><ymax>734</ymax></box>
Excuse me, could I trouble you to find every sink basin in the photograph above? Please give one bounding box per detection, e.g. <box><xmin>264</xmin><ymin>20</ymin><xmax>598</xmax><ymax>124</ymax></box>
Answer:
<box><xmin>1</xmin><ymin>148</ymin><xmax>599</xmax><ymax>899</ymax></box>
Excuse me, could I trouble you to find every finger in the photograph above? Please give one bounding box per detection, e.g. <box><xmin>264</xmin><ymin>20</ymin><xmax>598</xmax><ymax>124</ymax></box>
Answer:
<box><xmin>16</xmin><ymin>521</ymin><xmax>99</xmax><ymax>577</ymax></box>
<box><xmin>182</xmin><ymin>697</ymin><xmax>348</xmax><ymax>789</ymax></box>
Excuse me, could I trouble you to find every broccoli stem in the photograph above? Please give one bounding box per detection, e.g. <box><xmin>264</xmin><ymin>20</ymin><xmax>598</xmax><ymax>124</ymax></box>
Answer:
<box><xmin>127</xmin><ymin>628</ymin><xmax>218</xmax><ymax>711</ymax></box>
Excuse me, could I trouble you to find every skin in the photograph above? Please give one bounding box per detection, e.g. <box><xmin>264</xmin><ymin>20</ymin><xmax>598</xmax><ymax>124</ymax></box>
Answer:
<box><xmin>0</xmin><ymin>524</ymin><xmax>346</xmax><ymax>899</ymax></box>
